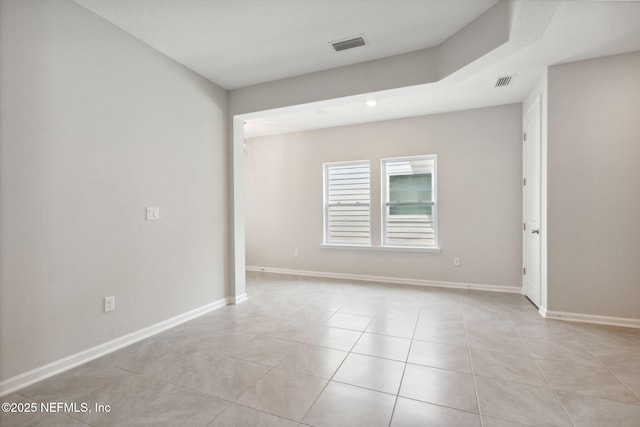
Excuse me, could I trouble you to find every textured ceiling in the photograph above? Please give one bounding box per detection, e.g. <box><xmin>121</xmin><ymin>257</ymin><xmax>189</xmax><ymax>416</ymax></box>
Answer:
<box><xmin>73</xmin><ymin>0</ymin><xmax>499</xmax><ymax>89</ymax></box>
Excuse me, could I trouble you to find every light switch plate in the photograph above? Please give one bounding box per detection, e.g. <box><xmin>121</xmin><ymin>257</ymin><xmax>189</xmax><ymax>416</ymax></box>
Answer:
<box><xmin>146</xmin><ymin>207</ymin><xmax>160</xmax><ymax>221</ymax></box>
<box><xmin>104</xmin><ymin>296</ymin><xmax>115</xmax><ymax>312</ymax></box>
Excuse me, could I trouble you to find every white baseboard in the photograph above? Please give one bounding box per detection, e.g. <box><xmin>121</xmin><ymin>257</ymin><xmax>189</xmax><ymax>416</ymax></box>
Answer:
<box><xmin>538</xmin><ymin>305</ymin><xmax>548</xmax><ymax>318</ymax></box>
<box><xmin>246</xmin><ymin>266</ymin><xmax>522</xmax><ymax>294</ymax></box>
<box><xmin>227</xmin><ymin>293</ymin><xmax>248</xmax><ymax>304</ymax></box>
<box><xmin>0</xmin><ymin>297</ymin><xmax>228</xmax><ymax>397</ymax></box>
<box><xmin>542</xmin><ymin>309</ymin><xmax>640</xmax><ymax>329</ymax></box>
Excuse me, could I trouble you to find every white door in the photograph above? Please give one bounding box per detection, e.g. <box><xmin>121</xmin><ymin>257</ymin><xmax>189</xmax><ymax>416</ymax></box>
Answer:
<box><xmin>523</xmin><ymin>96</ymin><xmax>541</xmax><ymax>307</ymax></box>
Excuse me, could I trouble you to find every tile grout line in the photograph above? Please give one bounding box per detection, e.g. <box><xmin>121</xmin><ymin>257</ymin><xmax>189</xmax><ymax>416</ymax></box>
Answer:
<box><xmin>220</xmin><ymin>401</ymin><xmax>301</xmax><ymax>425</ymax></box>
<box><xmin>297</xmin><ymin>298</ymin><xmax>367</xmax><ymax>425</ymax></box>
<box><xmin>462</xmin><ymin>311</ymin><xmax>484</xmax><ymax>427</ymax></box>
<box><xmin>549</xmin><ymin>388</ymin><xmax>577</xmax><ymax>427</ymax></box>
<box><xmin>581</xmin><ymin>339</ymin><xmax>640</xmax><ymax>406</ymax></box>
<box><xmin>527</xmin><ymin>324</ymin><xmax>640</xmax><ymax>408</ymax></box>
<box><xmin>466</xmin><ymin>307</ymin><xmax>583</xmax><ymax>427</ymax></box>
<box><xmin>231</xmin><ymin>277</ymin><xmax>330</xmax><ymax>424</ymax></box>
<box><xmin>387</xmin><ymin>311</ymin><xmax>419</xmax><ymax>427</ymax></box>
<box><xmin>529</xmin><ymin>349</ymin><xmax>578</xmax><ymax>427</ymax></box>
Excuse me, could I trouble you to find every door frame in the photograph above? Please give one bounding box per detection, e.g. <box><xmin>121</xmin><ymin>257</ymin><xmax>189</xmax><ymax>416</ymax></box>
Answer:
<box><xmin>521</xmin><ymin>77</ymin><xmax>549</xmax><ymax>317</ymax></box>
<box><xmin>522</xmin><ymin>95</ymin><xmax>542</xmax><ymax>307</ymax></box>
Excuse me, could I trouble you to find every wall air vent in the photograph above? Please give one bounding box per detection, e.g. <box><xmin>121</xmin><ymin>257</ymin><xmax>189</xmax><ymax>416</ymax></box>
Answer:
<box><xmin>331</xmin><ymin>36</ymin><xmax>366</xmax><ymax>52</ymax></box>
<box><xmin>495</xmin><ymin>76</ymin><xmax>513</xmax><ymax>87</ymax></box>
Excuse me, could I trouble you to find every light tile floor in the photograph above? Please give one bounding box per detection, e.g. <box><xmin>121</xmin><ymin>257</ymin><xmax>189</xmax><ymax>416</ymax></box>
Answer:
<box><xmin>3</xmin><ymin>272</ymin><xmax>640</xmax><ymax>426</ymax></box>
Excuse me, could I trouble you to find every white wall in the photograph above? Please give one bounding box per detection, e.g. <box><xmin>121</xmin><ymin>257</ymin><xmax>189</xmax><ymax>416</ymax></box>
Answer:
<box><xmin>0</xmin><ymin>0</ymin><xmax>228</xmax><ymax>381</ymax></box>
<box><xmin>245</xmin><ymin>104</ymin><xmax>522</xmax><ymax>288</ymax></box>
<box><xmin>547</xmin><ymin>51</ymin><xmax>640</xmax><ymax>319</ymax></box>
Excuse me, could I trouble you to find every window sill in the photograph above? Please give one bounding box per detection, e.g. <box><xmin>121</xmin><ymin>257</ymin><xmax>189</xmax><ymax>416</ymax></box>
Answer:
<box><xmin>321</xmin><ymin>244</ymin><xmax>441</xmax><ymax>253</ymax></box>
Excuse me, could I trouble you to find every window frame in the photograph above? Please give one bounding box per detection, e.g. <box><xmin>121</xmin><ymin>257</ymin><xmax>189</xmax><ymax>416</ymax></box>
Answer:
<box><xmin>381</xmin><ymin>155</ymin><xmax>438</xmax><ymax>249</ymax></box>
<box><xmin>323</xmin><ymin>160</ymin><xmax>372</xmax><ymax>246</ymax></box>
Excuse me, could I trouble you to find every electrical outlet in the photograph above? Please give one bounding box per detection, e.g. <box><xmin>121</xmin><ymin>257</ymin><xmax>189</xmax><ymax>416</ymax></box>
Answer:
<box><xmin>453</xmin><ymin>257</ymin><xmax>461</xmax><ymax>266</ymax></box>
<box><xmin>146</xmin><ymin>207</ymin><xmax>160</xmax><ymax>221</ymax></box>
<box><xmin>294</xmin><ymin>249</ymin><xmax>299</xmax><ymax>257</ymax></box>
<box><xmin>104</xmin><ymin>296</ymin><xmax>115</xmax><ymax>312</ymax></box>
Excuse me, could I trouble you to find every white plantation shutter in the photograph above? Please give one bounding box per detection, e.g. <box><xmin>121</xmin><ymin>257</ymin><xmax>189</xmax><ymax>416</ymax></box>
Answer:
<box><xmin>383</xmin><ymin>156</ymin><xmax>437</xmax><ymax>247</ymax></box>
<box><xmin>324</xmin><ymin>161</ymin><xmax>371</xmax><ymax>244</ymax></box>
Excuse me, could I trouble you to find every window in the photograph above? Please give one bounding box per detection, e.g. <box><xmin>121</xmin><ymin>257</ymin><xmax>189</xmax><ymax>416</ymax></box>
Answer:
<box><xmin>382</xmin><ymin>155</ymin><xmax>437</xmax><ymax>248</ymax></box>
<box><xmin>323</xmin><ymin>161</ymin><xmax>371</xmax><ymax>245</ymax></box>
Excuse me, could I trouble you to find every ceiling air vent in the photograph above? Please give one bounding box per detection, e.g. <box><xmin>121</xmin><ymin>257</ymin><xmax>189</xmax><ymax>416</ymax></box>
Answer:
<box><xmin>331</xmin><ymin>36</ymin><xmax>366</xmax><ymax>52</ymax></box>
<box><xmin>495</xmin><ymin>76</ymin><xmax>513</xmax><ymax>87</ymax></box>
